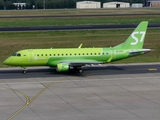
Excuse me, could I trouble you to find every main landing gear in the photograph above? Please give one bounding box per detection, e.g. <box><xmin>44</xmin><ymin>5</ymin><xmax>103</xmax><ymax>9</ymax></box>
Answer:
<box><xmin>77</xmin><ymin>69</ymin><xmax>83</xmax><ymax>73</ymax></box>
<box><xmin>74</xmin><ymin>66</ymin><xmax>83</xmax><ymax>73</ymax></box>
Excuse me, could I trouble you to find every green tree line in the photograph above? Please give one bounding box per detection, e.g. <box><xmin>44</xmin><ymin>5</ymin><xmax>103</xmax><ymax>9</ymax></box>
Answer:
<box><xmin>0</xmin><ymin>0</ymin><xmax>145</xmax><ymax>10</ymax></box>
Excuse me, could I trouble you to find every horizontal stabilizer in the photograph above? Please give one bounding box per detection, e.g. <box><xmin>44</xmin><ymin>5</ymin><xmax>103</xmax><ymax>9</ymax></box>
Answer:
<box><xmin>129</xmin><ymin>49</ymin><xmax>151</xmax><ymax>55</ymax></box>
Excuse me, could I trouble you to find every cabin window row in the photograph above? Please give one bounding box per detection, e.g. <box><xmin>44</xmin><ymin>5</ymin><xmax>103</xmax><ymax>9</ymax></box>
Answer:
<box><xmin>36</xmin><ymin>52</ymin><xmax>108</xmax><ymax>57</ymax></box>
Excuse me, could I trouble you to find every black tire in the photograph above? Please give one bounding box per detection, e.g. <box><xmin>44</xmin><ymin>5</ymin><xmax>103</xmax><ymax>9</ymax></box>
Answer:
<box><xmin>23</xmin><ymin>70</ymin><xmax>27</xmax><ymax>74</ymax></box>
<box><xmin>77</xmin><ymin>69</ymin><xmax>83</xmax><ymax>73</ymax></box>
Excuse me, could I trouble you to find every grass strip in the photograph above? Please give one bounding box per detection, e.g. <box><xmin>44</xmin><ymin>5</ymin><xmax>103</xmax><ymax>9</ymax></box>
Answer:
<box><xmin>0</xmin><ymin>16</ymin><xmax>160</xmax><ymax>27</ymax></box>
<box><xmin>1</xmin><ymin>8</ymin><xmax>160</xmax><ymax>16</ymax></box>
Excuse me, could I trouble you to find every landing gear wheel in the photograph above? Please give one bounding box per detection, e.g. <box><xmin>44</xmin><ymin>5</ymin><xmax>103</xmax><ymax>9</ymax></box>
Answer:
<box><xmin>21</xmin><ymin>66</ymin><xmax>27</xmax><ymax>74</ymax></box>
<box><xmin>77</xmin><ymin>69</ymin><xmax>83</xmax><ymax>73</ymax></box>
<box><xmin>23</xmin><ymin>70</ymin><xmax>27</xmax><ymax>74</ymax></box>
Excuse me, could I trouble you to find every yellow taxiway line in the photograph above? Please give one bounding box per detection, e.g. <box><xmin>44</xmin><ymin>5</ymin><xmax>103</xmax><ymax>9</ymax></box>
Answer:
<box><xmin>148</xmin><ymin>68</ymin><xmax>157</xmax><ymax>71</ymax></box>
<box><xmin>7</xmin><ymin>82</ymin><xmax>54</xmax><ymax>120</ymax></box>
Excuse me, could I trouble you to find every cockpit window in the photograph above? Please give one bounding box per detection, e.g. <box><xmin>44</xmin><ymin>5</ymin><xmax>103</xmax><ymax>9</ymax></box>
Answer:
<box><xmin>12</xmin><ymin>53</ymin><xmax>17</xmax><ymax>56</ymax></box>
<box><xmin>17</xmin><ymin>53</ymin><xmax>21</xmax><ymax>57</ymax></box>
<box><xmin>12</xmin><ymin>53</ymin><xmax>21</xmax><ymax>57</ymax></box>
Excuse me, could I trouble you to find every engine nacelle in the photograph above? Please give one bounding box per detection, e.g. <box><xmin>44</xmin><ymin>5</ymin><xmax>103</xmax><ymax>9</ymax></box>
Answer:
<box><xmin>56</xmin><ymin>63</ymin><xmax>70</xmax><ymax>72</ymax></box>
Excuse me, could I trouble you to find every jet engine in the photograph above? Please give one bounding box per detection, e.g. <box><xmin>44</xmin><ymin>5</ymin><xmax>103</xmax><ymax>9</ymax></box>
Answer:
<box><xmin>56</xmin><ymin>63</ymin><xmax>70</xmax><ymax>72</ymax></box>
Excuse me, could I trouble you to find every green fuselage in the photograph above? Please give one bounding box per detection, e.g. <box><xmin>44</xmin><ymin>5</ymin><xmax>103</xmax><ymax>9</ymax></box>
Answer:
<box><xmin>3</xmin><ymin>47</ymin><xmax>138</xmax><ymax>67</ymax></box>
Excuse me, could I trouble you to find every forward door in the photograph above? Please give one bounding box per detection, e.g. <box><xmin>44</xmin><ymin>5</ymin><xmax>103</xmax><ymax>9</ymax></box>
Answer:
<box><xmin>28</xmin><ymin>50</ymin><xmax>35</xmax><ymax>62</ymax></box>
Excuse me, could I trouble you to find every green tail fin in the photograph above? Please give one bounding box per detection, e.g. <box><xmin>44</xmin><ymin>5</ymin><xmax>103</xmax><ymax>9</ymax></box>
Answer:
<box><xmin>114</xmin><ymin>21</ymin><xmax>148</xmax><ymax>49</ymax></box>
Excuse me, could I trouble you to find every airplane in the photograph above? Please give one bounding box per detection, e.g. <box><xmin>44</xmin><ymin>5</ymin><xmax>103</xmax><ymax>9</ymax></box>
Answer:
<box><xmin>3</xmin><ymin>21</ymin><xmax>151</xmax><ymax>74</ymax></box>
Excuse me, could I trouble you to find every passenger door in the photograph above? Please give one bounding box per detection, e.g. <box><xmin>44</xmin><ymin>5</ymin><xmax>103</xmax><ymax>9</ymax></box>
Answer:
<box><xmin>28</xmin><ymin>50</ymin><xmax>35</xmax><ymax>62</ymax></box>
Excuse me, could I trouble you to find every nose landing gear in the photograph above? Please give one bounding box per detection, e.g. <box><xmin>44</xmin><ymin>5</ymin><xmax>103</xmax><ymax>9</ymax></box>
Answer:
<box><xmin>21</xmin><ymin>66</ymin><xmax>27</xmax><ymax>74</ymax></box>
<box><xmin>23</xmin><ymin>69</ymin><xmax>27</xmax><ymax>74</ymax></box>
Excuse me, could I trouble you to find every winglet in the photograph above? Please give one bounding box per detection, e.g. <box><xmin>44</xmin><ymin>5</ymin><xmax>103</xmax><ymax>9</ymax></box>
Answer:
<box><xmin>78</xmin><ymin>43</ymin><xmax>83</xmax><ymax>48</ymax></box>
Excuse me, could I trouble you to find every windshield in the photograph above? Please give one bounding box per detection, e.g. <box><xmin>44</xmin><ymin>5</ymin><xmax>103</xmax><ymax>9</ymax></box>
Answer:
<box><xmin>12</xmin><ymin>53</ymin><xmax>21</xmax><ymax>57</ymax></box>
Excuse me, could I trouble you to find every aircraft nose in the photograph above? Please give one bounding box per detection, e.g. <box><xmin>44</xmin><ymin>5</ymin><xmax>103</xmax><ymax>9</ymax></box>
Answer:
<box><xmin>3</xmin><ymin>58</ymin><xmax>11</xmax><ymax>65</ymax></box>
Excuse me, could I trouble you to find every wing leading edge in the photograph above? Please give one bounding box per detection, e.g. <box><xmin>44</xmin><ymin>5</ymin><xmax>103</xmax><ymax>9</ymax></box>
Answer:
<box><xmin>59</xmin><ymin>60</ymin><xmax>102</xmax><ymax>67</ymax></box>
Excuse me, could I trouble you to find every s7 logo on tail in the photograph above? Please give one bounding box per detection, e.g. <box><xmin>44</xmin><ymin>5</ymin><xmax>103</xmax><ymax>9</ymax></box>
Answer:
<box><xmin>131</xmin><ymin>31</ymin><xmax>146</xmax><ymax>45</ymax></box>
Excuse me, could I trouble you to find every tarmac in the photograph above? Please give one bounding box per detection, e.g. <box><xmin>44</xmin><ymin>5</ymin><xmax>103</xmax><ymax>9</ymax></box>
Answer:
<box><xmin>0</xmin><ymin>63</ymin><xmax>160</xmax><ymax>120</ymax></box>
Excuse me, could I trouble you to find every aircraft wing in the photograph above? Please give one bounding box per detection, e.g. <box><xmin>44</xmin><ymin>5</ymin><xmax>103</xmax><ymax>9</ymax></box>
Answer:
<box><xmin>59</xmin><ymin>60</ymin><xmax>102</xmax><ymax>67</ymax></box>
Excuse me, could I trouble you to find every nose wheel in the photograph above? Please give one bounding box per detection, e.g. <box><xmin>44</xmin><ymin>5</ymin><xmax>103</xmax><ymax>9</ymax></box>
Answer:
<box><xmin>21</xmin><ymin>66</ymin><xmax>27</xmax><ymax>74</ymax></box>
<box><xmin>23</xmin><ymin>69</ymin><xmax>27</xmax><ymax>74</ymax></box>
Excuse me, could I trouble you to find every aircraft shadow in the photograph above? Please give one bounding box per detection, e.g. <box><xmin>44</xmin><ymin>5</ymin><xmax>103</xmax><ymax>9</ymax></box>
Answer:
<box><xmin>0</xmin><ymin>64</ymin><xmax>160</xmax><ymax>79</ymax></box>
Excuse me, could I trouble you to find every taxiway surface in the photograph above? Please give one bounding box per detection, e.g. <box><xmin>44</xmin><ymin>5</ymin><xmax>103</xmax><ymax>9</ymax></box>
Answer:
<box><xmin>0</xmin><ymin>63</ymin><xmax>160</xmax><ymax>120</ymax></box>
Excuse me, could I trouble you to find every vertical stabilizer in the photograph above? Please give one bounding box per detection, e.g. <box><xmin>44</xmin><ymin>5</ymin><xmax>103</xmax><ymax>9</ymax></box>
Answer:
<box><xmin>114</xmin><ymin>21</ymin><xmax>148</xmax><ymax>49</ymax></box>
